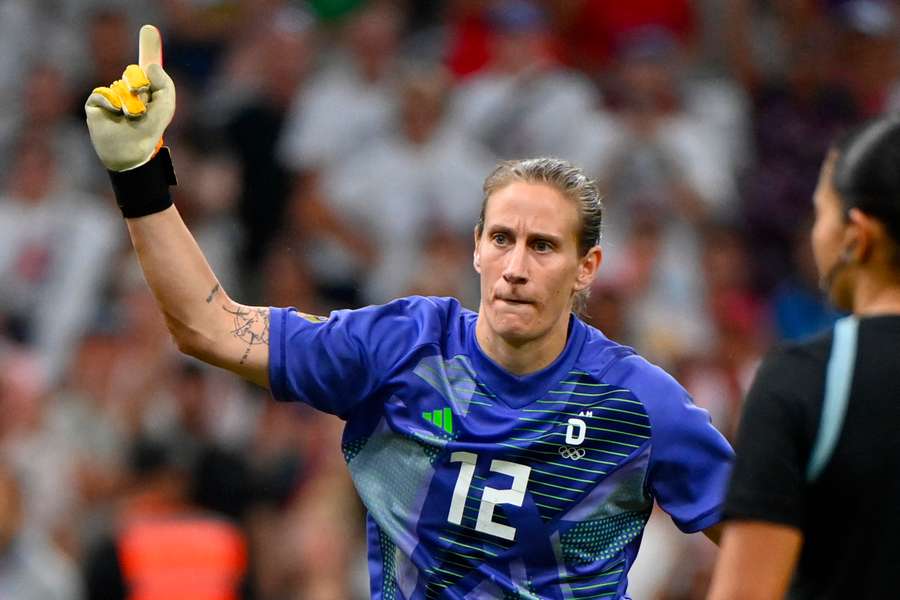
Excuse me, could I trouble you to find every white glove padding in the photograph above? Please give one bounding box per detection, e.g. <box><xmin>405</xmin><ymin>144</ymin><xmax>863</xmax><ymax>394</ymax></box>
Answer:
<box><xmin>85</xmin><ymin>25</ymin><xmax>176</xmax><ymax>172</ymax></box>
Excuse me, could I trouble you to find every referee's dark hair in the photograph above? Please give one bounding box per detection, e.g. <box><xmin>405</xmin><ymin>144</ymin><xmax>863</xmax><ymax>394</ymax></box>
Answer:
<box><xmin>832</xmin><ymin>115</ymin><xmax>900</xmax><ymax>249</ymax></box>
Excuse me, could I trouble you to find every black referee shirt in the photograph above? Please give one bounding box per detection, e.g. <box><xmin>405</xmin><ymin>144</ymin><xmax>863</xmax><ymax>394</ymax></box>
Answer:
<box><xmin>725</xmin><ymin>315</ymin><xmax>900</xmax><ymax>599</ymax></box>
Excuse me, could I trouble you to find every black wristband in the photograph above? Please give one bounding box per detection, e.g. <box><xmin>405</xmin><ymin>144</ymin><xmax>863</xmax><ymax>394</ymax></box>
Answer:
<box><xmin>108</xmin><ymin>147</ymin><xmax>178</xmax><ymax>219</ymax></box>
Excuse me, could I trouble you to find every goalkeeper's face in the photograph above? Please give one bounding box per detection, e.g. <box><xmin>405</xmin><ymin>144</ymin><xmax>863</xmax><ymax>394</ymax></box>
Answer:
<box><xmin>474</xmin><ymin>181</ymin><xmax>601</xmax><ymax>347</ymax></box>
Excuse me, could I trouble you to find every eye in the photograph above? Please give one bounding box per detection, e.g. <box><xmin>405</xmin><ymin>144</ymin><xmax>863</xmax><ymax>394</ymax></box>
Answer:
<box><xmin>492</xmin><ymin>233</ymin><xmax>509</xmax><ymax>246</ymax></box>
<box><xmin>533</xmin><ymin>240</ymin><xmax>553</xmax><ymax>253</ymax></box>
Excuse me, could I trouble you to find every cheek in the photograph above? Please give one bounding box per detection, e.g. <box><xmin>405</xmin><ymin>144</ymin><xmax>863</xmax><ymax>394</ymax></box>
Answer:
<box><xmin>544</xmin><ymin>263</ymin><xmax>578</xmax><ymax>301</ymax></box>
<box><xmin>811</xmin><ymin>215</ymin><xmax>839</xmax><ymax>265</ymax></box>
<box><xmin>810</xmin><ymin>220</ymin><xmax>825</xmax><ymax>255</ymax></box>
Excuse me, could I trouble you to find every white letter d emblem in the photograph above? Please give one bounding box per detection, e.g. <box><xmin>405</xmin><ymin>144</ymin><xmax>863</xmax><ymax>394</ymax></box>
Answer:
<box><xmin>565</xmin><ymin>418</ymin><xmax>587</xmax><ymax>446</ymax></box>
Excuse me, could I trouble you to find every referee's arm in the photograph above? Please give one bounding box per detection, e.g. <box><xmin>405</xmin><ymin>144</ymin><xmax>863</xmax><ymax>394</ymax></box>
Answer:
<box><xmin>707</xmin><ymin>345</ymin><xmax>813</xmax><ymax>599</ymax></box>
<box><xmin>707</xmin><ymin>521</ymin><xmax>802</xmax><ymax>600</ymax></box>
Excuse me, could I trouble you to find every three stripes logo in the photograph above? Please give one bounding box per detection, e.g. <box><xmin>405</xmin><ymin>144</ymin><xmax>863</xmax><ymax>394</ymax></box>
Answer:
<box><xmin>422</xmin><ymin>407</ymin><xmax>454</xmax><ymax>434</ymax></box>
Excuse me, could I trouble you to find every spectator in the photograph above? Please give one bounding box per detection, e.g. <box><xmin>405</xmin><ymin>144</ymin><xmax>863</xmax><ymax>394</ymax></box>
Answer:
<box><xmin>0</xmin><ymin>465</ymin><xmax>82</xmax><ymax>600</ymax></box>
<box><xmin>577</xmin><ymin>29</ymin><xmax>739</xmax><ymax>368</ymax></box>
<box><xmin>276</xmin><ymin>1</ymin><xmax>405</xmax><ymax>306</ymax></box>
<box><xmin>220</xmin><ymin>6</ymin><xmax>317</xmax><ymax>290</ymax></box>
<box><xmin>0</xmin><ymin>134</ymin><xmax>119</xmax><ymax>385</ymax></box>
<box><xmin>449</xmin><ymin>0</ymin><xmax>599</xmax><ymax>160</ymax></box>
<box><xmin>1</xmin><ymin>62</ymin><xmax>97</xmax><ymax>193</ymax></box>
<box><xmin>278</xmin><ymin>1</ymin><xmax>403</xmax><ymax>173</ymax></box>
<box><xmin>829</xmin><ymin>0</ymin><xmax>900</xmax><ymax>117</ymax></box>
<box><xmin>83</xmin><ymin>437</ymin><xmax>250</xmax><ymax>600</ymax></box>
<box><xmin>726</xmin><ymin>0</ymin><xmax>861</xmax><ymax>291</ymax></box>
<box><xmin>557</xmin><ymin>0</ymin><xmax>698</xmax><ymax>74</ymax></box>
<box><xmin>315</xmin><ymin>65</ymin><xmax>493</xmax><ymax>303</ymax></box>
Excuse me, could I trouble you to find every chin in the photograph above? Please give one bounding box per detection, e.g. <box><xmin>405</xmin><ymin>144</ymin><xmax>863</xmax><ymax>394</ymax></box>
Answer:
<box><xmin>497</xmin><ymin>327</ymin><xmax>537</xmax><ymax>345</ymax></box>
<box><xmin>490</xmin><ymin>314</ymin><xmax>539</xmax><ymax>344</ymax></box>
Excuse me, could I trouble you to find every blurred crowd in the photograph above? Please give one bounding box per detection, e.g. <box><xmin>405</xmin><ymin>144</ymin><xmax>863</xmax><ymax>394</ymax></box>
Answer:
<box><xmin>0</xmin><ymin>0</ymin><xmax>898</xmax><ymax>598</ymax></box>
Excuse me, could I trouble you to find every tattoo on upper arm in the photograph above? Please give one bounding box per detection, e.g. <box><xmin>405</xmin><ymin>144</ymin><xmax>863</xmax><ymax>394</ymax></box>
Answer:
<box><xmin>223</xmin><ymin>305</ymin><xmax>270</xmax><ymax>364</ymax></box>
<box><xmin>206</xmin><ymin>284</ymin><xmax>221</xmax><ymax>303</ymax></box>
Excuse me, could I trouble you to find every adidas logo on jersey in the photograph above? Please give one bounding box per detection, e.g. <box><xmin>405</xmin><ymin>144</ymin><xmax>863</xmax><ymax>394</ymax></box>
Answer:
<box><xmin>422</xmin><ymin>407</ymin><xmax>454</xmax><ymax>434</ymax></box>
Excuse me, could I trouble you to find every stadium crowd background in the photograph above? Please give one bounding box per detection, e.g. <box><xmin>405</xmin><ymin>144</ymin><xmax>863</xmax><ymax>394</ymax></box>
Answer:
<box><xmin>0</xmin><ymin>0</ymin><xmax>898</xmax><ymax>598</ymax></box>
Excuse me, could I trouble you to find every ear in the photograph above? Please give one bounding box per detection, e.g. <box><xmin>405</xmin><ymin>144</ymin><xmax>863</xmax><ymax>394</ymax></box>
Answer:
<box><xmin>573</xmin><ymin>246</ymin><xmax>602</xmax><ymax>292</ymax></box>
<box><xmin>473</xmin><ymin>226</ymin><xmax>482</xmax><ymax>273</ymax></box>
<box><xmin>846</xmin><ymin>208</ymin><xmax>873</xmax><ymax>262</ymax></box>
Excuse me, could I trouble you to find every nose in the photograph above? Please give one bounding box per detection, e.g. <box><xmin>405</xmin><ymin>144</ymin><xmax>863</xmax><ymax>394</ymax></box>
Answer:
<box><xmin>502</xmin><ymin>241</ymin><xmax>529</xmax><ymax>285</ymax></box>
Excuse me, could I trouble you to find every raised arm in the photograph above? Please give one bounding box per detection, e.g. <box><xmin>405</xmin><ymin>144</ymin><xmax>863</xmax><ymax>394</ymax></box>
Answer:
<box><xmin>85</xmin><ymin>25</ymin><xmax>269</xmax><ymax>387</ymax></box>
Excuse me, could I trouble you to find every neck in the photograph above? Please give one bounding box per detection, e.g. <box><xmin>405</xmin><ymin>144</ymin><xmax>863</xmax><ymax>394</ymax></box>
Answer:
<box><xmin>475</xmin><ymin>310</ymin><xmax>570</xmax><ymax>376</ymax></box>
<box><xmin>853</xmin><ymin>271</ymin><xmax>900</xmax><ymax>316</ymax></box>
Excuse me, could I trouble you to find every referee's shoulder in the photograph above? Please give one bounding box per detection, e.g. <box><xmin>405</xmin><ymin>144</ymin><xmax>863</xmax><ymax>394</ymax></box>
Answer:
<box><xmin>763</xmin><ymin>327</ymin><xmax>834</xmax><ymax>370</ymax></box>
<box><xmin>747</xmin><ymin>328</ymin><xmax>834</xmax><ymax>406</ymax></box>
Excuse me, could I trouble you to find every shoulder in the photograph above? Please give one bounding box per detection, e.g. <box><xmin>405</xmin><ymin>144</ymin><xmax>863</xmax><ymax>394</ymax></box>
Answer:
<box><xmin>734</xmin><ymin>332</ymin><xmax>832</xmax><ymax>448</ymax></box>
<box><xmin>281</xmin><ymin>295</ymin><xmax>465</xmax><ymax>345</ymax></box>
<box><xmin>577</xmin><ymin>325</ymin><xmax>715</xmax><ymax>436</ymax></box>
<box><xmin>750</xmin><ymin>331</ymin><xmax>831</xmax><ymax>404</ymax></box>
<box><xmin>382</xmin><ymin>295</ymin><xmax>466</xmax><ymax>325</ymax></box>
<box><xmin>578</xmin><ymin>324</ymin><xmax>685</xmax><ymax>401</ymax></box>
<box><xmin>376</xmin><ymin>295</ymin><xmax>466</xmax><ymax>320</ymax></box>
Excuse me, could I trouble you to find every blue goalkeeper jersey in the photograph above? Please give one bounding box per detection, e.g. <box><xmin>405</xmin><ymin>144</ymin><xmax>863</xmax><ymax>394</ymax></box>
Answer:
<box><xmin>268</xmin><ymin>296</ymin><xmax>732</xmax><ymax>600</ymax></box>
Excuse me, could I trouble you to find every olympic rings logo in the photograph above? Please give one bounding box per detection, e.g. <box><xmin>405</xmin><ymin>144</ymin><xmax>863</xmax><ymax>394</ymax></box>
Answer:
<box><xmin>558</xmin><ymin>446</ymin><xmax>586</xmax><ymax>460</ymax></box>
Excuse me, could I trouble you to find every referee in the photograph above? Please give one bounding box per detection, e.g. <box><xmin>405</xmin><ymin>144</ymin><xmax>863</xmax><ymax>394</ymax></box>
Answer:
<box><xmin>708</xmin><ymin>115</ymin><xmax>900</xmax><ymax>599</ymax></box>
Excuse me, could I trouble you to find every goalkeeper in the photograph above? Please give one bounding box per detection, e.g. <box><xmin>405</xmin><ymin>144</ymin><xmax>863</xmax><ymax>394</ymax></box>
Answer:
<box><xmin>86</xmin><ymin>26</ymin><xmax>733</xmax><ymax>600</ymax></box>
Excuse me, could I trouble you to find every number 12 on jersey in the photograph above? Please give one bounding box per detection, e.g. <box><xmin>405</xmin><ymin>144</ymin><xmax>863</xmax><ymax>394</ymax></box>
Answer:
<box><xmin>446</xmin><ymin>452</ymin><xmax>532</xmax><ymax>541</ymax></box>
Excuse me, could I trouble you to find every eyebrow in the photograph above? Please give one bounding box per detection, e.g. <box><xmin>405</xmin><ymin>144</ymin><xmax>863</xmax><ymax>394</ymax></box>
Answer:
<box><xmin>486</xmin><ymin>225</ymin><xmax>564</xmax><ymax>246</ymax></box>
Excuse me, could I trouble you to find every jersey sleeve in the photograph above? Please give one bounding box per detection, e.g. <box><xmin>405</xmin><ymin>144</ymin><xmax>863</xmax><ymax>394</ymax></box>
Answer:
<box><xmin>268</xmin><ymin>296</ymin><xmax>444</xmax><ymax>416</ymax></box>
<box><xmin>622</xmin><ymin>356</ymin><xmax>735</xmax><ymax>533</ymax></box>
<box><xmin>648</xmin><ymin>391</ymin><xmax>735</xmax><ymax>532</ymax></box>
<box><xmin>607</xmin><ymin>354</ymin><xmax>734</xmax><ymax>533</ymax></box>
<box><xmin>723</xmin><ymin>345</ymin><xmax>819</xmax><ymax>529</ymax></box>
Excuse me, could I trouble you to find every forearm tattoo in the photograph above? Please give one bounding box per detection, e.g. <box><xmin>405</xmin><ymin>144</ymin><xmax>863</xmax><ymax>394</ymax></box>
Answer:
<box><xmin>206</xmin><ymin>283</ymin><xmax>221</xmax><ymax>304</ymax></box>
<box><xmin>223</xmin><ymin>305</ymin><xmax>270</xmax><ymax>364</ymax></box>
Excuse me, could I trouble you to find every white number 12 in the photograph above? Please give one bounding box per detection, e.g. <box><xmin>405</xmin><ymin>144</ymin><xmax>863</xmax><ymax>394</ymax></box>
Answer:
<box><xmin>447</xmin><ymin>452</ymin><xmax>531</xmax><ymax>541</ymax></box>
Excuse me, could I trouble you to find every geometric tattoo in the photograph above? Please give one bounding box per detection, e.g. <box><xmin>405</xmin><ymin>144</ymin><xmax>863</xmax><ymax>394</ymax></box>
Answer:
<box><xmin>223</xmin><ymin>305</ymin><xmax>270</xmax><ymax>364</ymax></box>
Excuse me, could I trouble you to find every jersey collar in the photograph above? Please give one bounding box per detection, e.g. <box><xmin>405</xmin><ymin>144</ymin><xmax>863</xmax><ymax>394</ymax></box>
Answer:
<box><xmin>466</xmin><ymin>313</ymin><xmax>588</xmax><ymax>408</ymax></box>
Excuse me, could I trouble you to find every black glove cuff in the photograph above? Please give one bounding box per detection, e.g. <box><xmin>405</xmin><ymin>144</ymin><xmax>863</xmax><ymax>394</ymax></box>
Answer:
<box><xmin>108</xmin><ymin>147</ymin><xmax>178</xmax><ymax>219</ymax></box>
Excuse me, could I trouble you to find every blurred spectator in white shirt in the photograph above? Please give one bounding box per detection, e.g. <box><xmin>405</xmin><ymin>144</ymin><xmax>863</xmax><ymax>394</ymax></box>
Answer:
<box><xmin>449</xmin><ymin>0</ymin><xmax>599</xmax><ymax>160</ymax></box>
<box><xmin>278</xmin><ymin>1</ymin><xmax>403</xmax><ymax>173</ymax></box>
<box><xmin>0</xmin><ymin>464</ymin><xmax>82</xmax><ymax>600</ymax></box>
<box><xmin>577</xmin><ymin>29</ymin><xmax>740</xmax><ymax>368</ymax></box>
<box><xmin>0</xmin><ymin>134</ymin><xmax>119</xmax><ymax>386</ymax></box>
<box><xmin>310</xmin><ymin>65</ymin><xmax>493</xmax><ymax>304</ymax></box>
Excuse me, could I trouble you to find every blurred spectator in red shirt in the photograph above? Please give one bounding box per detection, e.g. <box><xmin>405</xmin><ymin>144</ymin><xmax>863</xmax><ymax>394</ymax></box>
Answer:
<box><xmin>828</xmin><ymin>0</ymin><xmax>900</xmax><ymax>116</ymax></box>
<box><xmin>557</xmin><ymin>0</ymin><xmax>697</xmax><ymax>73</ymax></box>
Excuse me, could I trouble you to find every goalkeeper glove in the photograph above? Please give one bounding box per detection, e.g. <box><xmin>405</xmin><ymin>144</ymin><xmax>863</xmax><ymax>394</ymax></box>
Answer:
<box><xmin>85</xmin><ymin>25</ymin><xmax>177</xmax><ymax>218</ymax></box>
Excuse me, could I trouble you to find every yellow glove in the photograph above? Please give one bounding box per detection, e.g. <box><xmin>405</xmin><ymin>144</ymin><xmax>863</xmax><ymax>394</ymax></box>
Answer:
<box><xmin>85</xmin><ymin>25</ymin><xmax>175</xmax><ymax>172</ymax></box>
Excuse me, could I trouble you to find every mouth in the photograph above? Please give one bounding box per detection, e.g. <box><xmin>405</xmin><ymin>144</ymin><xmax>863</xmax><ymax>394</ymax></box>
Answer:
<box><xmin>496</xmin><ymin>296</ymin><xmax>533</xmax><ymax>306</ymax></box>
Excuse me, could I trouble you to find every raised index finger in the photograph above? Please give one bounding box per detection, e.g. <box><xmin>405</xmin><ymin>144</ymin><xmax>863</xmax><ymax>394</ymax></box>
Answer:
<box><xmin>138</xmin><ymin>25</ymin><xmax>163</xmax><ymax>69</ymax></box>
